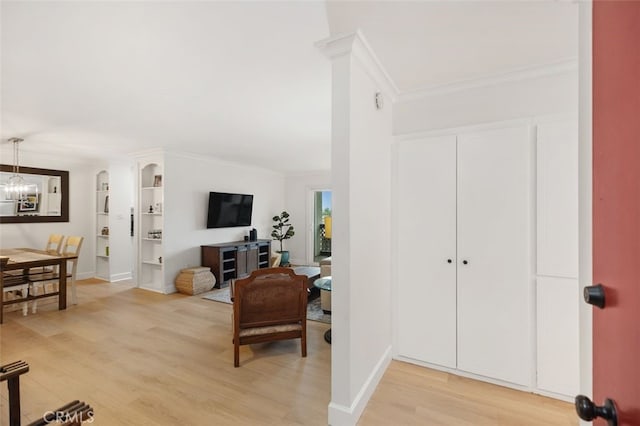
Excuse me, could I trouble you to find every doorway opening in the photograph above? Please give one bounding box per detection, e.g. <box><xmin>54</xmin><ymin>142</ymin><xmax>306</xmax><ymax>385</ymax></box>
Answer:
<box><xmin>313</xmin><ymin>190</ymin><xmax>332</xmax><ymax>262</ymax></box>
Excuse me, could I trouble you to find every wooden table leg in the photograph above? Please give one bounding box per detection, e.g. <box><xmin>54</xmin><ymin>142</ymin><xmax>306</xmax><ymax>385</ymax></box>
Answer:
<box><xmin>0</xmin><ymin>257</ymin><xmax>7</xmax><ymax>324</ymax></box>
<box><xmin>7</xmin><ymin>376</ymin><xmax>21</xmax><ymax>426</ymax></box>
<box><xmin>58</xmin><ymin>260</ymin><xmax>67</xmax><ymax>310</ymax></box>
<box><xmin>0</xmin><ymin>297</ymin><xmax>3</xmax><ymax>325</ymax></box>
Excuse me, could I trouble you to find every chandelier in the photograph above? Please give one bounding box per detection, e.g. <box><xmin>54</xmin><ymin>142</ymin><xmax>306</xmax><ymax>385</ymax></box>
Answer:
<box><xmin>5</xmin><ymin>137</ymin><xmax>38</xmax><ymax>201</ymax></box>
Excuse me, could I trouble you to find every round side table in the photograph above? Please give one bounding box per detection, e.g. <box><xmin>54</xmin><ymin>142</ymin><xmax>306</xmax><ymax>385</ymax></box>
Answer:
<box><xmin>313</xmin><ymin>276</ymin><xmax>332</xmax><ymax>344</ymax></box>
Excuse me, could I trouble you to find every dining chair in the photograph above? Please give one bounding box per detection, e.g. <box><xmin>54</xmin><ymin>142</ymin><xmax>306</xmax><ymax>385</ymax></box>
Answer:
<box><xmin>39</xmin><ymin>233</ymin><xmax>65</xmax><ymax>274</ymax></box>
<box><xmin>2</xmin><ymin>234</ymin><xmax>64</xmax><ymax>317</ymax></box>
<box><xmin>1</xmin><ymin>274</ymin><xmax>29</xmax><ymax>317</ymax></box>
<box><xmin>31</xmin><ymin>235</ymin><xmax>84</xmax><ymax>313</ymax></box>
<box><xmin>45</xmin><ymin>234</ymin><xmax>65</xmax><ymax>255</ymax></box>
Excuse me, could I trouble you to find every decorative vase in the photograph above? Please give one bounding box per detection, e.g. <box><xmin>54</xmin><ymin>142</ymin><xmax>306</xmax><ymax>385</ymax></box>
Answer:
<box><xmin>279</xmin><ymin>250</ymin><xmax>290</xmax><ymax>266</ymax></box>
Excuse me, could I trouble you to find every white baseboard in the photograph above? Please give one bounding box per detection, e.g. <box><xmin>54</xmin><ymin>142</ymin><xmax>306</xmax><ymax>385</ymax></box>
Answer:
<box><xmin>78</xmin><ymin>271</ymin><xmax>132</xmax><ymax>282</ymax></box>
<box><xmin>394</xmin><ymin>355</ymin><xmax>574</xmax><ymax>403</ymax></box>
<box><xmin>77</xmin><ymin>272</ymin><xmax>95</xmax><ymax>280</ymax></box>
<box><xmin>110</xmin><ymin>272</ymin><xmax>132</xmax><ymax>282</ymax></box>
<box><xmin>533</xmin><ymin>388</ymin><xmax>574</xmax><ymax>403</ymax></box>
<box><xmin>329</xmin><ymin>345</ymin><xmax>392</xmax><ymax>426</ymax></box>
<box><xmin>138</xmin><ymin>286</ymin><xmax>166</xmax><ymax>294</ymax></box>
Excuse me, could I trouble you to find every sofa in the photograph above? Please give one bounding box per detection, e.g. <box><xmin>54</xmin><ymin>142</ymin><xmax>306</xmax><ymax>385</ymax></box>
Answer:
<box><xmin>319</xmin><ymin>256</ymin><xmax>332</xmax><ymax>313</ymax></box>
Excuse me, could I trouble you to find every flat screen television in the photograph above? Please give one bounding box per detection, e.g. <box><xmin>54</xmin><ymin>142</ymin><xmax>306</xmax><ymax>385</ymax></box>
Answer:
<box><xmin>207</xmin><ymin>192</ymin><xmax>253</xmax><ymax>228</ymax></box>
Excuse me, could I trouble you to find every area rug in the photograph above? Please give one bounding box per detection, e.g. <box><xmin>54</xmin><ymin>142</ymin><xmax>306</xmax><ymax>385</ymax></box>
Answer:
<box><xmin>202</xmin><ymin>287</ymin><xmax>331</xmax><ymax>324</ymax></box>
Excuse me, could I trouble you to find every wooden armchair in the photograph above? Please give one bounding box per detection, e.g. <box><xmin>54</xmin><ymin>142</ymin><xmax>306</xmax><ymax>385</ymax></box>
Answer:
<box><xmin>232</xmin><ymin>267</ymin><xmax>308</xmax><ymax>367</ymax></box>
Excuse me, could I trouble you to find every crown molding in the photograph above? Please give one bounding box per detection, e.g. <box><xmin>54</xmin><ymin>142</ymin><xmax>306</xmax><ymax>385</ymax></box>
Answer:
<box><xmin>316</xmin><ymin>30</ymin><xmax>399</xmax><ymax>102</ymax></box>
<box><xmin>129</xmin><ymin>147</ymin><xmax>165</xmax><ymax>159</ymax></box>
<box><xmin>398</xmin><ymin>57</ymin><xmax>578</xmax><ymax>102</ymax></box>
<box><xmin>316</xmin><ymin>30</ymin><xmax>578</xmax><ymax>105</ymax></box>
<box><xmin>394</xmin><ymin>112</ymin><xmax>578</xmax><ymax>142</ymax></box>
<box><xmin>164</xmin><ymin>148</ymin><xmax>286</xmax><ymax>177</ymax></box>
<box><xmin>315</xmin><ymin>32</ymin><xmax>360</xmax><ymax>59</ymax></box>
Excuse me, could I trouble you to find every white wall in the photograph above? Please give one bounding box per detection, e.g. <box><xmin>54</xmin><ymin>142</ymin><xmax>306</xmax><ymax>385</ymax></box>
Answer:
<box><xmin>284</xmin><ymin>171</ymin><xmax>331</xmax><ymax>266</ymax></box>
<box><xmin>394</xmin><ymin>69</ymin><xmax>578</xmax><ymax>135</ymax></box>
<box><xmin>319</xmin><ymin>32</ymin><xmax>393</xmax><ymax>426</ymax></box>
<box><xmin>0</xmin><ymin>148</ymin><xmax>96</xmax><ymax>279</ymax></box>
<box><xmin>0</xmin><ymin>146</ymin><xmax>286</xmax><ymax>293</ymax></box>
<box><xmin>347</xmin><ymin>53</ymin><xmax>393</xmax><ymax>408</ymax></box>
<box><xmin>162</xmin><ymin>151</ymin><xmax>285</xmax><ymax>293</ymax></box>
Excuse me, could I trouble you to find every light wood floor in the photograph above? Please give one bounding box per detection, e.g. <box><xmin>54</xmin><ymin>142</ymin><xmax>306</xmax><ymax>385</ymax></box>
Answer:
<box><xmin>361</xmin><ymin>362</ymin><xmax>575</xmax><ymax>426</ymax></box>
<box><xmin>0</xmin><ymin>279</ymin><xmax>574</xmax><ymax>425</ymax></box>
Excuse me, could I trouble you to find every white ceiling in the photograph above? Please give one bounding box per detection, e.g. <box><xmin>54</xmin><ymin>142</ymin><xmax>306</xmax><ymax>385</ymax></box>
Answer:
<box><xmin>327</xmin><ymin>1</ymin><xmax>578</xmax><ymax>93</ymax></box>
<box><xmin>0</xmin><ymin>1</ymin><xmax>578</xmax><ymax>173</ymax></box>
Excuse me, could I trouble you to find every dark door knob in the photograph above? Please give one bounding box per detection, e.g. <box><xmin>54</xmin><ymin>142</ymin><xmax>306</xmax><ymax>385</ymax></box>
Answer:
<box><xmin>583</xmin><ymin>284</ymin><xmax>606</xmax><ymax>309</ymax></box>
<box><xmin>575</xmin><ymin>395</ymin><xmax>618</xmax><ymax>426</ymax></box>
<box><xmin>447</xmin><ymin>259</ymin><xmax>452</xmax><ymax>263</ymax></box>
<box><xmin>462</xmin><ymin>260</ymin><xmax>468</xmax><ymax>265</ymax></box>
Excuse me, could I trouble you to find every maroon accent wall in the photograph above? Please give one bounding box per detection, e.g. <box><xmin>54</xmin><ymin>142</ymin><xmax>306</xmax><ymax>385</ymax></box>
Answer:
<box><xmin>593</xmin><ymin>1</ymin><xmax>640</xmax><ymax>424</ymax></box>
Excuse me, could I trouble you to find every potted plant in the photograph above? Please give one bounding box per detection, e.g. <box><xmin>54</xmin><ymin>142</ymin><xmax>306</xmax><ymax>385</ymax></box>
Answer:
<box><xmin>271</xmin><ymin>211</ymin><xmax>295</xmax><ymax>266</ymax></box>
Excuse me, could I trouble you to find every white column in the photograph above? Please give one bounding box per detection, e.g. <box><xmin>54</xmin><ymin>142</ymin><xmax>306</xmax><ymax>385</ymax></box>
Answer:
<box><xmin>317</xmin><ymin>31</ymin><xmax>395</xmax><ymax>426</ymax></box>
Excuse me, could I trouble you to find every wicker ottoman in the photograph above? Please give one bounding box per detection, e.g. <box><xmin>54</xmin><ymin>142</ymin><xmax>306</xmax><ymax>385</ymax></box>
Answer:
<box><xmin>175</xmin><ymin>267</ymin><xmax>216</xmax><ymax>295</ymax></box>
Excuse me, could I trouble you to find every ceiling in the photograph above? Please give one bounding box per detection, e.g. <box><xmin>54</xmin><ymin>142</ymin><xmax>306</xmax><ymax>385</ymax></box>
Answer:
<box><xmin>0</xmin><ymin>1</ymin><xmax>578</xmax><ymax>173</ymax></box>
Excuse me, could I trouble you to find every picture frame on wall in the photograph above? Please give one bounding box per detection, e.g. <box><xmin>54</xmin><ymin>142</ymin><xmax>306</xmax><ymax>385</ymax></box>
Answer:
<box><xmin>17</xmin><ymin>194</ymin><xmax>39</xmax><ymax>212</ymax></box>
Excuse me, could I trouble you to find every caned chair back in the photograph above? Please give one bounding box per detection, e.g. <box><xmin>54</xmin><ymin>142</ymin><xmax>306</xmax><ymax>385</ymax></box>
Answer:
<box><xmin>45</xmin><ymin>234</ymin><xmax>65</xmax><ymax>255</ymax></box>
<box><xmin>232</xmin><ymin>267</ymin><xmax>308</xmax><ymax>367</ymax></box>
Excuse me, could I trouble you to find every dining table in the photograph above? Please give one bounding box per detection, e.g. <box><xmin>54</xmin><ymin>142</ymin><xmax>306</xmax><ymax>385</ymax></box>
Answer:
<box><xmin>0</xmin><ymin>248</ymin><xmax>77</xmax><ymax>324</ymax></box>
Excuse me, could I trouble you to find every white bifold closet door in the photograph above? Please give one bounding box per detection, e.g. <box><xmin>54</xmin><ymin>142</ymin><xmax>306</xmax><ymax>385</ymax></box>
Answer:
<box><xmin>396</xmin><ymin>135</ymin><xmax>457</xmax><ymax>368</ymax></box>
<box><xmin>396</xmin><ymin>126</ymin><xmax>531</xmax><ymax>387</ymax></box>
<box><xmin>456</xmin><ymin>126</ymin><xmax>531</xmax><ymax>386</ymax></box>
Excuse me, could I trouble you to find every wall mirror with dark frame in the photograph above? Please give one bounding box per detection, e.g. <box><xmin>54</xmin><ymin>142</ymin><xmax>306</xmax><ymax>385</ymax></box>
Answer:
<box><xmin>0</xmin><ymin>165</ymin><xmax>69</xmax><ymax>223</ymax></box>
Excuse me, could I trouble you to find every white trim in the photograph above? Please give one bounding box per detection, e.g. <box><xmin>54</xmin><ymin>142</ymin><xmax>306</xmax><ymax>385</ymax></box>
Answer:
<box><xmin>316</xmin><ymin>30</ymin><xmax>399</xmax><ymax>102</ymax></box>
<box><xmin>138</xmin><ymin>285</ymin><xmax>166</xmax><ymax>294</ymax></box>
<box><xmin>394</xmin><ymin>114</ymin><xmax>577</xmax><ymax>142</ymax></box>
<box><xmin>398</xmin><ymin>58</ymin><xmax>578</xmax><ymax>102</ymax></box>
<box><xmin>396</xmin><ymin>354</ymin><xmax>576</xmax><ymax>402</ymax></box>
<box><xmin>77</xmin><ymin>272</ymin><xmax>95</xmax><ymax>281</ymax></box>
<box><xmin>316</xmin><ymin>32</ymin><xmax>578</xmax><ymax>105</ymax></box>
<box><xmin>110</xmin><ymin>272</ymin><xmax>133</xmax><ymax>282</ymax></box>
<box><xmin>315</xmin><ymin>32</ymin><xmax>360</xmax><ymax>59</ymax></box>
<box><xmin>537</xmin><ymin>273</ymin><xmax>579</xmax><ymax>280</ymax></box>
<box><xmin>328</xmin><ymin>346</ymin><xmax>392</xmax><ymax>426</ymax></box>
<box><xmin>163</xmin><ymin>149</ymin><xmax>285</xmax><ymax>178</ymax></box>
<box><xmin>396</xmin><ymin>355</ymin><xmax>532</xmax><ymax>391</ymax></box>
<box><xmin>535</xmin><ymin>388</ymin><xmax>575</xmax><ymax>404</ymax></box>
<box><xmin>528</xmin><ymin>124</ymin><xmax>538</xmax><ymax>390</ymax></box>
<box><xmin>129</xmin><ymin>147</ymin><xmax>165</xmax><ymax>159</ymax></box>
<box><xmin>390</xmin><ymin>142</ymin><xmax>400</xmax><ymax>359</ymax></box>
<box><xmin>578</xmin><ymin>1</ymin><xmax>593</xmax><ymax>422</ymax></box>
